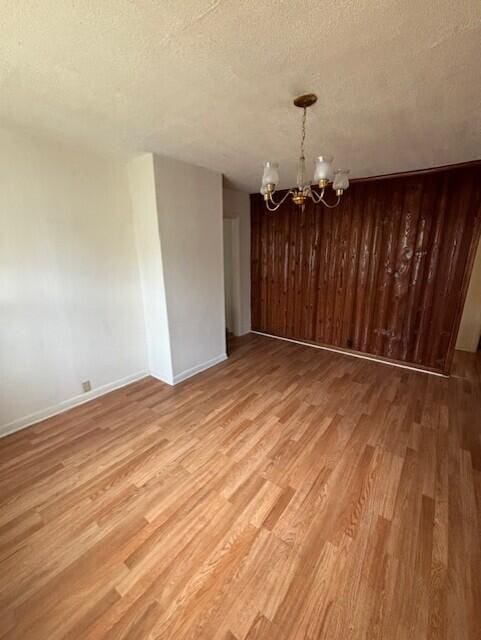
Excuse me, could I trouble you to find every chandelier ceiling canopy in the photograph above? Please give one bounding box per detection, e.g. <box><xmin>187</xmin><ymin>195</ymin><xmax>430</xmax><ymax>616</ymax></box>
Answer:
<box><xmin>260</xmin><ymin>93</ymin><xmax>350</xmax><ymax>211</ymax></box>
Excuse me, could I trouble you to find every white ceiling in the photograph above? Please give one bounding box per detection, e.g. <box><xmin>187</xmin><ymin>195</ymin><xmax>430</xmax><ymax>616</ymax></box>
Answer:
<box><xmin>1</xmin><ymin>1</ymin><xmax>481</xmax><ymax>192</ymax></box>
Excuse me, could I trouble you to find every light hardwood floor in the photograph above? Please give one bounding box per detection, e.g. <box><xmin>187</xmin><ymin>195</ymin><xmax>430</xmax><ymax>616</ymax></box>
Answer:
<box><xmin>0</xmin><ymin>334</ymin><xmax>480</xmax><ymax>639</ymax></box>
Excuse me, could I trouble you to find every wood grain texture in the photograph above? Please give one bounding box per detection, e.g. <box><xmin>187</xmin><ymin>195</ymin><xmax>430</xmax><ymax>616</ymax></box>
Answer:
<box><xmin>0</xmin><ymin>335</ymin><xmax>480</xmax><ymax>639</ymax></box>
<box><xmin>251</xmin><ymin>164</ymin><xmax>481</xmax><ymax>374</ymax></box>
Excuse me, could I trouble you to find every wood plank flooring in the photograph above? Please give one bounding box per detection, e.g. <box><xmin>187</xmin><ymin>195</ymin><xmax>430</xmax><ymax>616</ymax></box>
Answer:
<box><xmin>0</xmin><ymin>334</ymin><xmax>480</xmax><ymax>639</ymax></box>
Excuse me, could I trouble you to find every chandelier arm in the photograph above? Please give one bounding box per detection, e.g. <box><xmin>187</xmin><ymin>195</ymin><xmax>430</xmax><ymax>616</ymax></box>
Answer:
<box><xmin>310</xmin><ymin>186</ymin><xmax>341</xmax><ymax>208</ymax></box>
<box><xmin>320</xmin><ymin>195</ymin><xmax>342</xmax><ymax>208</ymax></box>
<box><xmin>309</xmin><ymin>186</ymin><xmax>323</xmax><ymax>204</ymax></box>
<box><xmin>265</xmin><ymin>198</ymin><xmax>281</xmax><ymax>212</ymax></box>
<box><xmin>266</xmin><ymin>189</ymin><xmax>292</xmax><ymax>211</ymax></box>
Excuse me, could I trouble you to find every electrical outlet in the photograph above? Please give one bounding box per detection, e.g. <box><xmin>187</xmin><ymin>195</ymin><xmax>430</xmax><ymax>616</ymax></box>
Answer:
<box><xmin>82</xmin><ymin>380</ymin><xmax>91</xmax><ymax>393</ymax></box>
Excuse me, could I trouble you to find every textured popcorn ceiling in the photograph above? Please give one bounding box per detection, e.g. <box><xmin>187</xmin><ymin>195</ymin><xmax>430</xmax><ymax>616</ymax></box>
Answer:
<box><xmin>1</xmin><ymin>1</ymin><xmax>481</xmax><ymax>192</ymax></box>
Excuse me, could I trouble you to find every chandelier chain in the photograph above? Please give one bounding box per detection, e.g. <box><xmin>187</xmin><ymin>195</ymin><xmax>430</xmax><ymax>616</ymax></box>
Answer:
<box><xmin>300</xmin><ymin>107</ymin><xmax>307</xmax><ymax>159</ymax></box>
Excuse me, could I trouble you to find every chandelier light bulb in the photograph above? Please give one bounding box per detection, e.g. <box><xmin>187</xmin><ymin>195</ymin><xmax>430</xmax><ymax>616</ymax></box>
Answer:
<box><xmin>314</xmin><ymin>156</ymin><xmax>334</xmax><ymax>183</ymax></box>
<box><xmin>261</xmin><ymin>161</ymin><xmax>280</xmax><ymax>192</ymax></box>
<box><xmin>333</xmin><ymin>169</ymin><xmax>350</xmax><ymax>192</ymax></box>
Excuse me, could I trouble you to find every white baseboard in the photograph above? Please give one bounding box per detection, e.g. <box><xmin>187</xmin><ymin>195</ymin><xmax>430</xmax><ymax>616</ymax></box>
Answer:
<box><xmin>233</xmin><ymin>328</ymin><xmax>251</xmax><ymax>337</ymax></box>
<box><xmin>0</xmin><ymin>370</ymin><xmax>149</xmax><ymax>439</ymax></box>
<box><xmin>172</xmin><ymin>353</ymin><xmax>227</xmax><ymax>384</ymax></box>
<box><xmin>1</xmin><ymin>354</ymin><xmax>228</xmax><ymax>440</ymax></box>
<box><xmin>149</xmin><ymin>374</ymin><xmax>173</xmax><ymax>386</ymax></box>
<box><xmin>251</xmin><ymin>331</ymin><xmax>447</xmax><ymax>377</ymax></box>
<box><xmin>149</xmin><ymin>371</ymin><xmax>174</xmax><ymax>386</ymax></box>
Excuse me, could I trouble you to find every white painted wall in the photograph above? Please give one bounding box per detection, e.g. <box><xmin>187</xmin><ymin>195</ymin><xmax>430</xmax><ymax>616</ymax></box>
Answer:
<box><xmin>154</xmin><ymin>155</ymin><xmax>226</xmax><ymax>382</ymax></box>
<box><xmin>456</xmin><ymin>236</ymin><xmax>481</xmax><ymax>352</ymax></box>
<box><xmin>223</xmin><ymin>188</ymin><xmax>251</xmax><ymax>336</ymax></box>
<box><xmin>0</xmin><ymin>128</ymin><xmax>148</xmax><ymax>435</ymax></box>
<box><xmin>128</xmin><ymin>155</ymin><xmax>173</xmax><ymax>383</ymax></box>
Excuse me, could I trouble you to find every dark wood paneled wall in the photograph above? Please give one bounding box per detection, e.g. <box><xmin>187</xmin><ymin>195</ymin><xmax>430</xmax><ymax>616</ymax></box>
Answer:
<box><xmin>251</xmin><ymin>164</ymin><xmax>481</xmax><ymax>373</ymax></box>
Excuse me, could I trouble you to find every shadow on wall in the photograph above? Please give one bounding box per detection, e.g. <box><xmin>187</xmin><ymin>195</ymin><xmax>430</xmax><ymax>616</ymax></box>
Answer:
<box><xmin>223</xmin><ymin>188</ymin><xmax>251</xmax><ymax>337</ymax></box>
<box><xmin>456</xmin><ymin>236</ymin><xmax>481</xmax><ymax>353</ymax></box>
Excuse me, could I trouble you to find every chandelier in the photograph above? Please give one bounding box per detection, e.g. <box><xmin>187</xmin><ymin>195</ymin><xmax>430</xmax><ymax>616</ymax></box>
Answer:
<box><xmin>260</xmin><ymin>94</ymin><xmax>350</xmax><ymax>211</ymax></box>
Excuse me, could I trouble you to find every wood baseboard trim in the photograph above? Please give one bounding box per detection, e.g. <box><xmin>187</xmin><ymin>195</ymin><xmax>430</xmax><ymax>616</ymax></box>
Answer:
<box><xmin>251</xmin><ymin>331</ymin><xmax>448</xmax><ymax>377</ymax></box>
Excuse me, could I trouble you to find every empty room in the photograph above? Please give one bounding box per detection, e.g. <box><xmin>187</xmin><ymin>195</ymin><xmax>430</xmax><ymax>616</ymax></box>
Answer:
<box><xmin>1</xmin><ymin>2</ymin><xmax>481</xmax><ymax>639</ymax></box>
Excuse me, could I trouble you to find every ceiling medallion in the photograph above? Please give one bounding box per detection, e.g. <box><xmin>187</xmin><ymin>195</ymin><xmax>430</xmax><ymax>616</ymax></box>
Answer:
<box><xmin>260</xmin><ymin>93</ymin><xmax>350</xmax><ymax>211</ymax></box>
